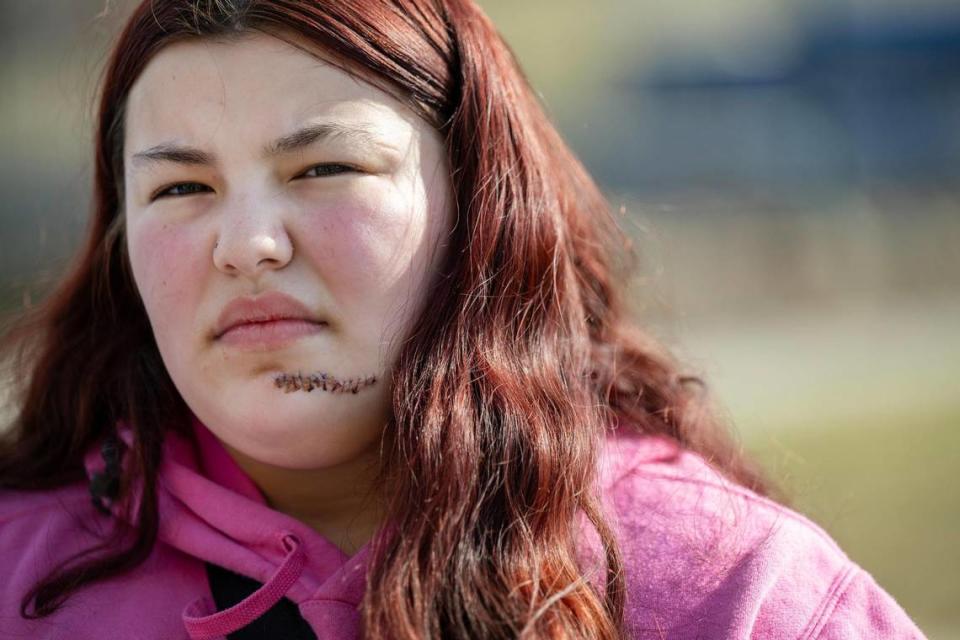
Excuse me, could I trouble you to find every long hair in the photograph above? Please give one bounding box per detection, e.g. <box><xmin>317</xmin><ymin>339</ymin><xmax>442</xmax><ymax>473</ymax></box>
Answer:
<box><xmin>0</xmin><ymin>1</ymin><xmax>784</xmax><ymax>637</ymax></box>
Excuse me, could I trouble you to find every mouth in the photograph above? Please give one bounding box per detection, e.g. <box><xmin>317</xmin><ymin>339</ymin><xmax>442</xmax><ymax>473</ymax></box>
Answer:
<box><xmin>216</xmin><ymin>319</ymin><xmax>328</xmax><ymax>349</ymax></box>
<box><xmin>213</xmin><ymin>291</ymin><xmax>325</xmax><ymax>344</ymax></box>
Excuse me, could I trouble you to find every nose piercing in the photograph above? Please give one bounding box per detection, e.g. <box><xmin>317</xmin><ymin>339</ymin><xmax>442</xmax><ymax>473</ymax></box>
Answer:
<box><xmin>274</xmin><ymin>371</ymin><xmax>378</xmax><ymax>394</ymax></box>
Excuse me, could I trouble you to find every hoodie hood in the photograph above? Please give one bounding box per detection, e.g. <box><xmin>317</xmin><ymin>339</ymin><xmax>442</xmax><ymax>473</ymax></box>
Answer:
<box><xmin>80</xmin><ymin>414</ymin><xmax>684</xmax><ymax>638</ymax></box>
<box><xmin>83</xmin><ymin>415</ymin><xmax>374</xmax><ymax>638</ymax></box>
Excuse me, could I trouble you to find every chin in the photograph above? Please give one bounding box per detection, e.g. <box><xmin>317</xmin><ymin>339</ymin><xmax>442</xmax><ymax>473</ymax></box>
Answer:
<box><xmin>238</xmin><ymin>420</ymin><xmax>379</xmax><ymax>468</ymax></box>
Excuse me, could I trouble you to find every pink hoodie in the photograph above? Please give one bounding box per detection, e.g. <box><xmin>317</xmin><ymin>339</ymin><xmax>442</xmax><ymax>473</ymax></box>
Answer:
<box><xmin>0</xmin><ymin>415</ymin><xmax>927</xmax><ymax>639</ymax></box>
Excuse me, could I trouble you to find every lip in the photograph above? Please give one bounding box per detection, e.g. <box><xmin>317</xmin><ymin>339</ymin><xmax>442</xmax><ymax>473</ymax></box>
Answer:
<box><xmin>217</xmin><ymin>318</ymin><xmax>328</xmax><ymax>349</ymax></box>
<box><xmin>214</xmin><ymin>291</ymin><xmax>326</xmax><ymax>344</ymax></box>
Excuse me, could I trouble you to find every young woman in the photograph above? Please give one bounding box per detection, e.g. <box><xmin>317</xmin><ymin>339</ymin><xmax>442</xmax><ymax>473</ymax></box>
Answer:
<box><xmin>0</xmin><ymin>1</ymin><xmax>927</xmax><ymax>638</ymax></box>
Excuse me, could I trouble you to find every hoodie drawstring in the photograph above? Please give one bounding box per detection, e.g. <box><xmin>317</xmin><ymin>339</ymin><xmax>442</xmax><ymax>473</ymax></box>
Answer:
<box><xmin>182</xmin><ymin>532</ymin><xmax>306</xmax><ymax>640</ymax></box>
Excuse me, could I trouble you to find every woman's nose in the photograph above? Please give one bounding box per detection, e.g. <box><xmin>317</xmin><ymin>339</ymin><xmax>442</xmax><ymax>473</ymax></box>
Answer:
<box><xmin>212</xmin><ymin>200</ymin><xmax>294</xmax><ymax>277</ymax></box>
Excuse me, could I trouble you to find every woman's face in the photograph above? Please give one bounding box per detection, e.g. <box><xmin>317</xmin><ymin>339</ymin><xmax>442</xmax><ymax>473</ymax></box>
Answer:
<box><xmin>122</xmin><ymin>31</ymin><xmax>453</xmax><ymax>470</ymax></box>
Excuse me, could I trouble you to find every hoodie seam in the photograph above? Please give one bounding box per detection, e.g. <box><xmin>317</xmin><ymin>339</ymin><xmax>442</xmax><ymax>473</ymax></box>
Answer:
<box><xmin>300</xmin><ymin>597</ymin><xmax>361</xmax><ymax>608</ymax></box>
<box><xmin>798</xmin><ymin>563</ymin><xmax>859</xmax><ymax>640</ymax></box>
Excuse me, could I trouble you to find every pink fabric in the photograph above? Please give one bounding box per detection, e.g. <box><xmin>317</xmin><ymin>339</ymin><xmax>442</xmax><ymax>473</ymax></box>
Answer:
<box><xmin>182</xmin><ymin>532</ymin><xmax>305</xmax><ymax>639</ymax></box>
<box><xmin>0</xmin><ymin>416</ymin><xmax>928</xmax><ymax>639</ymax></box>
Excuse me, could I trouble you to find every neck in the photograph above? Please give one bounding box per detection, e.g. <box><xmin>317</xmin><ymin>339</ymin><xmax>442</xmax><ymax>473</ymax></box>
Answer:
<box><xmin>221</xmin><ymin>441</ymin><xmax>386</xmax><ymax>557</ymax></box>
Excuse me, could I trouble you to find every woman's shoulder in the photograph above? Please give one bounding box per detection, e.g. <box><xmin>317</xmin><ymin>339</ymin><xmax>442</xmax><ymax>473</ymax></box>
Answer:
<box><xmin>0</xmin><ymin>481</ymin><xmax>91</xmax><ymax>518</ymax></box>
<box><xmin>0</xmin><ymin>482</ymin><xmax>101</xmax><ymax>633</ymax></box>
<box><xmin>593</xmin><ymin>429</ymin><xmax>927</xmax><ymax>639</ymax></box>
<box><xmin>0</xmin><ymin>481</ymin><xmax>205</xmax><ymax>639</ymax></box>
<box><xmin>0</xmin><ymin>481</ymin><xmax>95</xmax><ymax>560</ymax></box>
<box><xmin>0</xmin><ymin>480</ymin><xmax>105</xmax><ymax>568</ymax></box>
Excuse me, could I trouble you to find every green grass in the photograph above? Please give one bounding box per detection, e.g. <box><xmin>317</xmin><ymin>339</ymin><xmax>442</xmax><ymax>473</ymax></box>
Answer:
<box><xmin>745</xmin><ymin>406</ymin><xmax>960</xmax><ymax>637</ymax></box>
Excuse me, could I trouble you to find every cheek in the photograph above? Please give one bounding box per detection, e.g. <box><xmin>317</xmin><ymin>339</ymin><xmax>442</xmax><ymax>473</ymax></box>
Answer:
<box><xmin>128</xmin><ymin>220</ymin><xmax>205</xmax><ymax>337</ymax></box>
<box><xmin>299</xmin><ymin>188</ymin><xmax>437</xmax><ymax>356</ymax></box>
<box><xmin>301</xmin><ymin>189</ymin><xmax>431</xmax><ymax>300</ymax></box>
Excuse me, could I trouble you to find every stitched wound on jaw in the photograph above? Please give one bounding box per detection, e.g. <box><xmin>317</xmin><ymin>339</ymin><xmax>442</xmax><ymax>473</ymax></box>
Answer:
<box><xmin>273</xmin><ymin>372</ymin><xmax>377</xmax><ymax>394</ymax></box>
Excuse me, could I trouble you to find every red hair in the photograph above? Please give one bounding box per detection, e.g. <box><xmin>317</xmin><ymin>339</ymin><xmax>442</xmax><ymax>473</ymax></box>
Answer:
<box><xmin>0</xmin><ymin>1</ymin><xmax>783</xmax><ymax>637</ymax></box>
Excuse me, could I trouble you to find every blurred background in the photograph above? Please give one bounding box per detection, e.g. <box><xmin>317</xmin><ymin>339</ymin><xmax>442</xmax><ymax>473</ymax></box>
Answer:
<box><xmin>1</xmin><ymin>0</ymin><xmax>957</xmax><ymax>635</ymax></box>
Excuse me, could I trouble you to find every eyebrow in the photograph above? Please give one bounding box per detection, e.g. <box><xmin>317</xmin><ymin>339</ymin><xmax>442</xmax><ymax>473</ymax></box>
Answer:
<box><xmin>129</xmin><ymin>122</ymin><xmax>385</xmax><ymax>171</ymax></box>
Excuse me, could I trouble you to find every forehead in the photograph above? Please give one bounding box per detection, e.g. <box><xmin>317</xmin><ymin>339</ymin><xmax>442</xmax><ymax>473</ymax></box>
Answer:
<box><xmin>123</xmin><ymin>31</ymin><xmax>416</xmax><ymax>153</ymax></box>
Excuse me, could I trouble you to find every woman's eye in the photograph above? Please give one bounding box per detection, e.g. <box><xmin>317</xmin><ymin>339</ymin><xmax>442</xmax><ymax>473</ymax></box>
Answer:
<box><xmin>150</xmin><ymin>164</ymin><xmax>355</xmax><ymax>202</ymax></box>
<box><xmin>299</xmin><ymin>163</ymin><xmax>356</xmax><ymax>179</ymax></box>
<box><xmin>151</xmin><ymin>182</ymin><xmax>211</xmax><ymax>201</ymax></box>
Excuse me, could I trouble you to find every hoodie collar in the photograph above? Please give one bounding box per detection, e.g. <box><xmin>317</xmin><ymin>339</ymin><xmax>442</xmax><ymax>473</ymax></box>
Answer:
<box><xmin>83</xmin><ymin>416</ymin><xmax>374</xmax><ymax>608</ymax></box>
